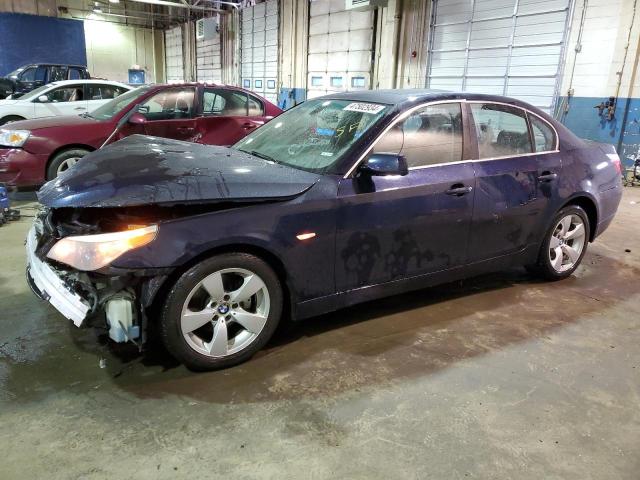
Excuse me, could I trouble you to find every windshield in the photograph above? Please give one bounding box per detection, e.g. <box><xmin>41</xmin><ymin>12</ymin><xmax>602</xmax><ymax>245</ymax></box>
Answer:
<box><xmin>6</xmin><ymin>68</ymin><xmax>24</xmax><ymax>78</ymax></box>
<box><xmin>89</xmin><ymin>86</ymin><xmax>151</xmax><ymax>120</ymax></box>
<box><xmin>233</xmin><ymin>98</ymin><xmax>391</xmax><ymax>173</ymax></box>
<box><xmin>21</xmin><ymin>84</ymin><xmax>57</xmax><ymax>101</ymax></box>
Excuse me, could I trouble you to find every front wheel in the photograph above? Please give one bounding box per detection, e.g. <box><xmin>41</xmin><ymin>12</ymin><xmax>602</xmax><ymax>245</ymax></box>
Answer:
<box><xmin>47</xmin><ymin>148</ymin><xmax>90</xmax><ymax>180</ymax></box>
<box><xmin>159</xmin><ymin>253</ymin><xmax>283</xmax><ymax>370</ymax></box>
<box><xmin>529</xmin><ymin>205</ymin><xmax>590</xmax><ymax>280</ymax></box>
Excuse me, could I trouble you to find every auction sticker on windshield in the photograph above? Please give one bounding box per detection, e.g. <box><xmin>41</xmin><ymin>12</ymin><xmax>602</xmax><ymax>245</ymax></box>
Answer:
<box><xmin>343</xmin><ymin>103</ymin><xmax>385</xmax><ymax>114</ymax></box>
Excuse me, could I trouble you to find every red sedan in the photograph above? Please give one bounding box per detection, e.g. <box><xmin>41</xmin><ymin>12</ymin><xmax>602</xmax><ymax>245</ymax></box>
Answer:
<box><xmin>0</xmin><ymin>83</ymin><xmax>282</xmax><ymax>187</ymax></box>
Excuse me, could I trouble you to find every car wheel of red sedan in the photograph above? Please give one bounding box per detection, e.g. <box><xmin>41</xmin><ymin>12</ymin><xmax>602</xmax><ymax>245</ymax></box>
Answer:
<box><xmin>47</xmin><ymin>148</ymin><xmax>90</xmax><ymax>180</ymax></box>
<box><xmin>159</xmin><ymin>253</ymin><xmax>283</xmax><ymax>371</ymax></box>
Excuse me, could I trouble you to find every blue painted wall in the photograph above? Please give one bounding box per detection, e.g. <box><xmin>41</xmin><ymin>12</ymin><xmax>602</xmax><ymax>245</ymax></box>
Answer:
<box><xmin>557</xmin><ymin>96</ymin><xmax>640</xmax><ymax>168</ymax></box>
<box><xmin>0</xmin><ymin>13</ymin><xmax>87</xmax><ymax>76</ymax></box>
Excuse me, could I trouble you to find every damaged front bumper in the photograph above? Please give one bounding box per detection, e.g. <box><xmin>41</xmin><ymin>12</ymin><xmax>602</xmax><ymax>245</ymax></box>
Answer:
<box><xmin>25</xmin><ymin>218</ymin><xmax>168</xmax><ymax>345</ymax></box>
<box><xmin>26</xmin><ymin>225</ymin><xmax>90</xmax><ymax>326</ymax></box>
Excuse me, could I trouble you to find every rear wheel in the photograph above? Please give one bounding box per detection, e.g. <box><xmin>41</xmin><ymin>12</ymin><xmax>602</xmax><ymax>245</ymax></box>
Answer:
<box><xmin>529</xmin><ymin>205</ymin><xmax>590</xmax><ymax>280</ymax></box>
<box><xmin>159</xmin><ymin>253</ymin><xmax>283</xmax><ymax>370</ymax></box>
<box><xmin>46</xmin><ymin>148</ymin><xmax>90</xmax><ymax>180</ymax></box>
<box><xmin>0</xmin><ymin>115</ymin><xmax>25</xmax><ymax>126</ymax></box>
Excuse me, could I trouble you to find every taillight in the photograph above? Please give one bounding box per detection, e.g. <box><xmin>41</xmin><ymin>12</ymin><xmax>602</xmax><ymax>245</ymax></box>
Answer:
<box><xmin>607</xmin><ymin>153</ymin><xmax>622</xmax><ymax>174</ymax></box>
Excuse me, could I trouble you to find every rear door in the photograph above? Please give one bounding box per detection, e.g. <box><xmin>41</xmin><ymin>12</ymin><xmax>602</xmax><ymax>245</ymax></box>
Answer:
<box><xmin>195</xmin><ymin>87</ymin><xmax>267</xmax><ymax>146</ymax></box>
<box><xmin>135</xmin><ymin>87</ymin><xmax>197</xmax><ymax>141</ymax></box>
<box><xmin>335</xmin><ymin>102</ymin><xmax>476</xmax><ymax>292</ymax></box>
<box><xmin>466</xmin><ymin>102</ymin><xmax>562</xmax><ymax>262</ymax></box>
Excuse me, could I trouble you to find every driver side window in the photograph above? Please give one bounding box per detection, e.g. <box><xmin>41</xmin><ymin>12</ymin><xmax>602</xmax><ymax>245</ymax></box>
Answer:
<box><xmin>373</xmin><ymin>103</ymin><xmax>463</xmax><ymax>168</ymax></box>
<box><xmin>44</xmin><ymin>85</ymin><xmax>84</xmax><ymax>103</ymax></box>
<box><xmin>139</xmin><ymin>88</ymin><xmax>195</xmax><ymax>120</ymax></box>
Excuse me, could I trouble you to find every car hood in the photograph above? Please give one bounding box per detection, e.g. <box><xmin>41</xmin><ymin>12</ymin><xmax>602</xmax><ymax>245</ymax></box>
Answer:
<box><xmin>6</xmin><ymin>114</ymin><xmax>97</xmax><ymax>131</ymax></box>
<box><xmin>38</xmin><ymin>135</ymin><xmax>322</xmax><ymax>208</ymax></box>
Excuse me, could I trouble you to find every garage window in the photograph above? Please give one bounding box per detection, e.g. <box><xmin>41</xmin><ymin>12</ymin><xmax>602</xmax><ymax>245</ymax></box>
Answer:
<box><xmin>470</xmin><ymin>103</ymin><xmax>532</xmax><ymax>158</ymax></box>
<box><xmin>373</xmin><ymin>103</ymin><xmax>463</xmax><ymax>168</ymax></box>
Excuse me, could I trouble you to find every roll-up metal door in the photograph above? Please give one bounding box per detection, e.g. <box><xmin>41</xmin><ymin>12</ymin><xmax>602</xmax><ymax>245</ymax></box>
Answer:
<box><xmin>426</xmin><ymin>0</ymin><xmax>572</xmax><ymax>113</ymax></box>
<box><xmin>307</xmin><ymin>0</ymin><xmax>374</xmax><ymax>99</ymax></box>
<box><xmin>196</xmin><ymin>28</ymin><xmax>222</xmax><ymax>83</ymax></box>
<box><xmin>165</xmin><ymin>26</ymin><xmax>185</xmax><ymax>83</ymax></box>
<box><xmin>240</xmin><ymin>0</ymin><xmax>279</xmax><ymax>103</ymax></box>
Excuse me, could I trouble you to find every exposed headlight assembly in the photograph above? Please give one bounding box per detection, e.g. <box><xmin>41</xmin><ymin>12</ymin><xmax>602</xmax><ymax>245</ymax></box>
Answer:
<box><xmin>47</xmin><ymin>225</ymin><xmax>158</xmax><ymax>271</ymax></box>
<box><xmin>0</xmin><ymin>129</ymin><xmax>30</xmax><ymax>147</ymax></box>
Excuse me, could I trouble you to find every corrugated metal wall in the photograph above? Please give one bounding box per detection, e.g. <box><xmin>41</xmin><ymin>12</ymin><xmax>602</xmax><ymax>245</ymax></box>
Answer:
<box><xmin>164</xmin><ymin>25</ymin><xmax>184</xmax><ymax>82</ymax></box>
<box><xmin>427</xmin><ymin>0</ymin><xmax>573</xmax><ymax>113</ymax></box>
<box><xmin>306</xmin><ymin>0</ymin><xmax>375</xmax><ymax>99</ymax></box>
<box><xmin>240</xmin><ymin>0</ymin><xmax>279</xmax><ymax>103</ymax></box>
<box><xmin>196</xmin><ymin>19</ymin><xmax>222</xmax><ymax>83</ymax></box>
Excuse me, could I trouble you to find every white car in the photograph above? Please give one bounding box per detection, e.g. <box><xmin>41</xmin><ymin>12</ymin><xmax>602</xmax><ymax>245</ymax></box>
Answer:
<box><xmin>0</xmin><ymin>80</ymin><xmax>133</xmax><ymax>125</ymax></box>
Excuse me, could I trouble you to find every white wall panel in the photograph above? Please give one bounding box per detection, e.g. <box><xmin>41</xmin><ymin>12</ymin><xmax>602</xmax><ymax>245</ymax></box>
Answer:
<box><xmin>427</xmin><ymin>0</ymin><xmax>573</xmax><ymax>113</ymax></box>
<box><xmin>196</xmin><ymin>19</ymin><xmax>222</xmax><ymax>84</ymax></box>
<box><xmin>240</xmin><ymin>0</ymin><xmax>279</xmax><ymax>103</ymax></box>
<box><xmin>306</xmin><ymin>0</ymin><xmax>374</xmax><ymax>98</ymax></box>
<box><xmin>164</xmin><ymin>26</ymin><xmax>184</xmax><ymax>83</ymax></box>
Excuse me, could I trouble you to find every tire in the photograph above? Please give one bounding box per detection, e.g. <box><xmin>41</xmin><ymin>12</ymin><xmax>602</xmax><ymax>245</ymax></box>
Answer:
<box><xmin>528</xmin><ymin>205</ymin><xmax>590</xmax><ymax>280</ymax></box>
<box><xmin>46</xmin><ymin>148</ymin><xmax>90</xmax><ymax>181</ymax></box>
<box><xmin>159</xmin><ymin>252</ymin><xmax>283</xmax><ymax>371</ymax></box>
<box><xmin>0</xmin><ymin>115</ymin><xmax>25</xmax><ymax>126</ymax></box>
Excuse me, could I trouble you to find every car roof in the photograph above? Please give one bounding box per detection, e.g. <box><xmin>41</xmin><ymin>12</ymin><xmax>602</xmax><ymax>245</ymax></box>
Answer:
<box><xmin>319</xmin><ymin>89</ymin><xmax>549</xmax><ymax>116</ymax></box>
<box><xmin>44</xmin><ymin>80</ymin><xmax>132</xmax><ymax>88</ymax></box>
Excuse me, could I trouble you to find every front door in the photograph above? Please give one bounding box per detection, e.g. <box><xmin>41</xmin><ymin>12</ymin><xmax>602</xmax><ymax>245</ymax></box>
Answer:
<box><xmin>466</xmin><ymin>102</ymin><xmax>562</xmax><ymax>262</ymax></box>
<box><xmin>35</xmin><ymin>83</ymin><xmax>88</xmax><ymax>117</ymax></box>
<box><xmin>335</xmin><ymin>102</ymin><xmax>476</xmax><ymax>292</ymax></box>
<box><xmin>195</xmin><ymin>87</ymin><xmax>268</xmax><ymax>146</ymax></box>
<box><xmin>135</xmin><ymin>87</ymin><xmax>197</xmax><ymax>142</ymax></box>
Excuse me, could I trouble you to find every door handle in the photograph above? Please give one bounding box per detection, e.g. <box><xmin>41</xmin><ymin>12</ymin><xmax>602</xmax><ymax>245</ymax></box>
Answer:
<box><xmin>242</xmin><ymin>122</ymin><xmax>257</xmax><ymax>129</ymax></box>
<box><xmin>74</xmin><ymin>107</ymin><xmax>86</xmax><ymax>111</ymax></box>
<box><xmin>537</xmin><ymin>171</ymin><xmax>558</xmax><ymax>182</ymax></box>
<box><xmin>445</xmin><ymin>184</ymin><xmax>473</xmax><ymax>196</ymax></box>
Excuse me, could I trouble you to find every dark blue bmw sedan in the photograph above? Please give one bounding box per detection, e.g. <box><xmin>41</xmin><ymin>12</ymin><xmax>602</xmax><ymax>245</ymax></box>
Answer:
<box><xmin>27</xmin><ymin>90</ymin><xmax>623</xmax><ymax>370</ymax></box>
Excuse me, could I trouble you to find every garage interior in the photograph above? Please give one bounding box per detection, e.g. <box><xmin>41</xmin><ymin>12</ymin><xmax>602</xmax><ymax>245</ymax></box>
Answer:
<box><xmin>1</xmin><ymin>0</ymin><xmax>639</xmax><ymax>478</ymax></box>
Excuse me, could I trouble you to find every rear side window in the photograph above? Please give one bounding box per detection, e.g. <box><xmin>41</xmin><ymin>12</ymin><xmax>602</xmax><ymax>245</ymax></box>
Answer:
<box><xmin>470</xmin><ymin>103</ymin><xmax>532</xmax><ymax>158</ymax></box>
<box><xmin>529</xmin><ymin>114</ymin><xmax>556</xmax><ymax>152</ymax></box>
<box><xmin>87</xmin><ymin>84</ymin><xmax>127</xmax><ymax>100</ymax></box>
<box><xmin>373</xmin><ymin>103</ymin><xmax>463</xmax><ymax>168</ymax></box>
<box><xmin>202</xmin><ymin>88</ymin><xmax>263</xmax><ymax>116</ymax></box>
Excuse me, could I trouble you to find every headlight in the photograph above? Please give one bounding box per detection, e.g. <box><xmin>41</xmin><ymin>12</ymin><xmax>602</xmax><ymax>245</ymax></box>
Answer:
<box><xmin>47</xmin><ymin>225</ymin><xmax>158</xmax><ymax>271</ymax></box>
<box><xmin>0</xmin><ymin>129</ymin><xmax>30</xmax><ymax>147</ymax></box>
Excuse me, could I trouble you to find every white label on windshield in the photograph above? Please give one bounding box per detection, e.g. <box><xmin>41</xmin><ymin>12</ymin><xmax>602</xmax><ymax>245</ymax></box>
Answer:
<box><xmin>321</xmin><ymin>152</ymin><xmax>334</xmax><ymax>157</ymax></box>
<box><xmin>343</xmin><ymin>103</ymin><xmax>385</xmax><ymax>114</ymax></box>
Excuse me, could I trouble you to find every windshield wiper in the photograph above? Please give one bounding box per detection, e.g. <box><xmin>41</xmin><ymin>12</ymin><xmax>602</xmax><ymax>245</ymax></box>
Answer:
<box><xmin>247</xmin><ymin>150</ymin><xmax>279</xmax><ymax>164</ymax></box>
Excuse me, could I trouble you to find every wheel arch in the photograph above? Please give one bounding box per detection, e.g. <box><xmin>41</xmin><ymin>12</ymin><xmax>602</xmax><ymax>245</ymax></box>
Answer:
<box><xmin>47</xmin><ymin>144</ymin><xmax>95</xmax><ymax>165</ymax></box>
<box><xmin>559</xmin><ymin>194</ymin><xmax>598</xmax><ymax>242</ymax></box>
<box><xmin>147</xmin><ymin>242</ymin><xmax>293</xmax><ymax>322</ymax></box>
<box><xmin>0</xmin><ymin>114</ymin><xmax>26</xmax><ymax>125</ymax></box>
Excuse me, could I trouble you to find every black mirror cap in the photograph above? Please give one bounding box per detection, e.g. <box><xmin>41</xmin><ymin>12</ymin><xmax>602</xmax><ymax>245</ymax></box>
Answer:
<box><xmin>360</xmin><ymin>153</ymin><xmax>409</xmax><ymax>176</ymax></box>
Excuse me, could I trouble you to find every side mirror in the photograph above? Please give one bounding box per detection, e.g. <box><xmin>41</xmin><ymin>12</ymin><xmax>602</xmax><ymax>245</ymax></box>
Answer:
<box><xmin>38</xmin><ymin>95</ymin><xmax>49</xmax><ymax>103</ymax></box>
<box><xmin>360</xmin><ymin>153</ymin><xmax>408</xmax><ymax>176</ymax></box>
<box><xmin>128</xmin><ymin>112</ymin><xmax>147</xmax><ymax>125</ymax></box>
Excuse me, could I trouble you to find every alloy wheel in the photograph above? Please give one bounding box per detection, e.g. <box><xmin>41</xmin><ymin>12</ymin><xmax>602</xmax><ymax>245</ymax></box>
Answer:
<box><xmin>56</xmin><ymin>157</ymin><xmax>81</xmax><ymax>175</ymax></box>
<box><xmin>180</xmin><ymin>268</ymin><xmax>271</xmax><ymax>358</ymax></box>
<box><xmin>548</xmin><ymin>214</ymin><xmax>587</xmax><ymax>273</ymax></box>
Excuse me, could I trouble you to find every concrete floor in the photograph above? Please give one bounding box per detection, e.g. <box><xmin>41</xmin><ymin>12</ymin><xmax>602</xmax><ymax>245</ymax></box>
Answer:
<box><xmin>1</xmin><ymin>189</ymin><xmax>639</xmax><ymax>479</ymax></box>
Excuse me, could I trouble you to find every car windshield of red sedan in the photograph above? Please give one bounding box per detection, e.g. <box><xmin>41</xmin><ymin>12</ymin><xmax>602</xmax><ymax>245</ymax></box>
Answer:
<box><xmin>233</xmin><ymin>99</ymin><xmax>390</xmax><ymax>173</ymax></box>
<box><xmin>89</xmin><ymin>86</ymin><xmax>152</xmax><ymax>120</ymax></box>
